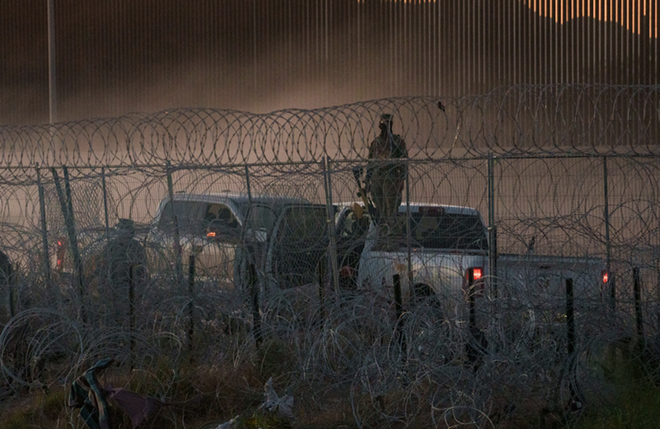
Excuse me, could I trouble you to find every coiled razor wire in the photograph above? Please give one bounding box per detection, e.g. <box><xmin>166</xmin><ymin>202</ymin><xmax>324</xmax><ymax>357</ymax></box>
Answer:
<box><xmin>0</xmin><ymin>84</ymin><xmax>658</xmax><ymax>180</ymax></box>
<box><xmin>0</xmin><ymin>84</ymin><xmax>659</xmax><ymax>427</ymax></box>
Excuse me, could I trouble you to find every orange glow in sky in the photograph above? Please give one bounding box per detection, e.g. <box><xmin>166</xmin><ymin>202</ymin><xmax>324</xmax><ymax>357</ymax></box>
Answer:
<box><xmin>525</xmin><ymin>0</ymin><xmax>657</xmax><ymax>37</ymax></box>
<box><xmin>378</xmin><ymin>0</ymin><xmax>657</xmax><ymax>38</ymax></box>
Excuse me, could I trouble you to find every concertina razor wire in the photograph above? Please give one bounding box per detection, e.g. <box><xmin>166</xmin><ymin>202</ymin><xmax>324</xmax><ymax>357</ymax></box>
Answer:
<box><xmin>0</xmin><ymin>83</ymin><xmax>659</xmax><ymax>427</ymax></box>
<box><xmin>0</xmin><ymin>84</ymin><xmax>658</xmax><ymax>179</ymax></box>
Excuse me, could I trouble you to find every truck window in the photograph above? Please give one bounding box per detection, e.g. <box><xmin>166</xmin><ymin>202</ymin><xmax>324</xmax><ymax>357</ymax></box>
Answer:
<box><xmin>377</xmin><ymin>212</ymin><xmax>487</xmax><ymax>251</ymax></box>
<box><xmin>249</xmin><ymin>205</ymin><xmax>277</xmax><ymax>232</ymax></box>
<box><xmin>204</xmin><ymin>203</ymin><xmax>240</xmax><ymax>241</ymax></box>
<box><xmin>204</xmin><ymin>204</ymin><xmax>238</xmax><ymax>227</ymax></box>
<box><xmin>409</xmin><ymin>213</ymin><xmax>487</xmax><ymax>250</ymax></box>
<box><xmin>157</xmin><ymin>201</ymin><xmax>206</xmax><ymax>236</ymax></box>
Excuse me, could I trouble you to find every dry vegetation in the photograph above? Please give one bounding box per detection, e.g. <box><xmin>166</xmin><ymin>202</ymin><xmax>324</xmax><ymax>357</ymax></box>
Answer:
<box><xmin>2</xmin><ymin>269</ymin><xmax>660</xmax><ymax>429</ymax></box>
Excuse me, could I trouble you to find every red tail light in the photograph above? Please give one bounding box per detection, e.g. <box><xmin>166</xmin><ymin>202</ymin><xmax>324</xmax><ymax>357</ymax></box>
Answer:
<box><xmin>462</xmin><ymin>267</ymin><xmax>484</xmax><ymax>298</ymax></box>
<box><xmin>465</xmin><ymin>267</ymin><xmax>483</xmax><ymax>281</ymax></box>
<box><xmin>55</xmin><ymin>238</ymin><xmax>66</xmax><ymax>272</ymax></box>
<box><xmin>599</xmin><ymin>270</ymin><xmax>610</xmax><ymax>299</ymax></box>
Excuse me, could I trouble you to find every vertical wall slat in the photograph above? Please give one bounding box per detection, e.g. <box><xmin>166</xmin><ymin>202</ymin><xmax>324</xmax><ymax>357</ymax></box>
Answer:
<box><xmin>2</xmin><ymin>0</ymin><xmax>660</xmax><ymax>126</ymax></box>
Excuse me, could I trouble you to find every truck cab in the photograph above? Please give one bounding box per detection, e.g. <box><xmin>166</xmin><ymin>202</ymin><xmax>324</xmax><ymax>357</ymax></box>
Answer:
<box><xmin>148</xmin><ymin>192</ymin><xmax>328</xmax><ymax>290</ymax></box>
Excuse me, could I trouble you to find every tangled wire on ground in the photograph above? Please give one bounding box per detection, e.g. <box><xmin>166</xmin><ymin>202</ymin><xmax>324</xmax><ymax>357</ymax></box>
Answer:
<box><xmin>1</xmin><ymin>84</ymin><xmax>660</xmax><ymax>427</ymax></box>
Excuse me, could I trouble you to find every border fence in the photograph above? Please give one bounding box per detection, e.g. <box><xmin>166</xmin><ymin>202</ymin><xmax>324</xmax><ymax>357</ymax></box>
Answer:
<box><xmin>1</xmin><ymin>84</ymin><xmax>660</xmax><ymax>427</ymax></box>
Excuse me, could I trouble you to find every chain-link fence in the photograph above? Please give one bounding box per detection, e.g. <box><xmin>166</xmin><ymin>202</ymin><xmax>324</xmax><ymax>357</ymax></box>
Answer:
<box><xmin>1</xmin><ymin>85</ymin><xmax>660</xmax><ymax>427</ymax></box>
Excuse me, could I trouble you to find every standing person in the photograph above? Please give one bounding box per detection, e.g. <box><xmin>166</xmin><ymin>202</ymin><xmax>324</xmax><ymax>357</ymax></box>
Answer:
<box><xmin>364</xmin><ymin>114</ymin><xmax>408</xmax><ymax>227</ymax></box>
<box><xmin>105</xmin><ymin>219</ymin><xmax>146</xmax><ymax>282</ymax></box>
<box><xmin>0</xmin><ymin>249</ymin><xmax>15</xmax><ymax>317</ymax></box>
<box><xmin>98</xmin><ymin>219</ymin><xmax>147</xmax><ymax>323</ymax></box>
<box><xmin>0</xmin><ymin>250</ymin><xmax>13</xmax><ymax>286</ymax></box>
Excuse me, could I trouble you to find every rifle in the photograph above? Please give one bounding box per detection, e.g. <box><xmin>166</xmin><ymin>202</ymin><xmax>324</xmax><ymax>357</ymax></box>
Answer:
<box><xmin>352</xmin><ymin>166</ymin><xmax>378</xmax><ymax>220</ymax></box>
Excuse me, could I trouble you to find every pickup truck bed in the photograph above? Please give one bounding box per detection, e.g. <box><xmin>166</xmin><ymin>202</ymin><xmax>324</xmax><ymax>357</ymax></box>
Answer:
<box><xmin>337</xmin><ymin>203</ymin><xmax>606</xmax><ymax>325</ymax></box>
<box><xmin>496</xmin><ymin>252</ymin><xmax>607</xmax><ymax>311</ymax></box>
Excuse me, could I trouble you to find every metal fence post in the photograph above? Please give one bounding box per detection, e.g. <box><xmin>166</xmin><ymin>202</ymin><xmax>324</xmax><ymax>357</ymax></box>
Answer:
<box><xmin>52</xmin><ymin>166</ymin><xmax>86</xmax><ymax>322</ymax></box>
<box><xmin>634</xmin><ymin>267</ymin><xmax>644</xmax><ymax>338</ymax></box>
<box><xmin>101</xmin><ymin>168</ymin><xmax>111</xmax><ymax>285</ymax></box>
<box><xmin>245</xmin><ymin>164</ymin><xmax>253</xmax><ymax>206</ymax></box>
<box><xmin>249</xmin><ymin>262</ymin><xmax>262</xmax><ymax>347</ymax></box>
<box><xmin>36</xmin><ymin>166</ymin><xmax>51</xmax><ymax>286</ymax></box>
<box><xmin>603</xmin><ymin>156</ymin><xmax>614</xmax><ymax>311</ymax></box>
<box><xmin>317</xmin><ymin>255</ymin><xmax>326</xmax><ymax>322</ymax></box>
<box><xmin>165</xmin><ymin>162</ymin><xmax>183</xmax><ymax>287</ymax></box>
<box><xmin>101</xmin><ymin>168</ymin><xmax>110</xmax><ymax>234</ymax></box>
<box><xmin>566</xmin><ymin>277</ymin><xmax>577</xmax><ymax>400</ymax></box>
<box><xmin>657</xmin><ymin>258</ymin><xmax>660</xmax><ymax>336</ymax></box>
<box><xmin>405</xmin><ymin>159</ymin><xmax>413</xmax><ymax>290</ymax></box>
<box><xmin>129</xmin><ymin>264</ymin><xmax>135</xmax><ymax>366</ymax></box>
<box><xmin>64</xmin><ymin>166</ymin><xmax>86</xmax><ymax>319</ymax></box>
<box><xmin>188</xmin><ymin>254</ymin><xmax>195</xmax><ymax>354</ymax></box>
<box><xmin>242</xmin><ymin>165</ymin><xmax>262</xmax><ymax>348</ymax></box>
<box><xmin>487</xmin><ymin>154</ymin><xmax>497</xmax><ymax>297</ymax></box>
<box><xmin>322</xmin><ymin>157</ymin><xmax>339</xmax><ymax>296</ymax></box>
<box><xmin>566</xmin><ymin>278</ymin><xmax>575</xmax><ymax>357</ymax></box>
<box><xmin>101</xmin><ymin>167</ymin><xmax>111</xmax><ymax>284</ymax></box>
<box><xmin>393</xmin><ymin>274</ymin><xmax>406</xmax><ymax>360</ymax></box>
<box><xmin>489</xmin><ymin>226</ymin><xmax>498</xmax><ymax>296</ymax></box>
<box><xmin>466</xmin><ymin>268</ymin><xmax>478</xmax><ymax>366</ymax></box>
<box><xmin>242</xmin><ymin>165</ymin><xmax>257</xmax><ymax>296</ymax></box>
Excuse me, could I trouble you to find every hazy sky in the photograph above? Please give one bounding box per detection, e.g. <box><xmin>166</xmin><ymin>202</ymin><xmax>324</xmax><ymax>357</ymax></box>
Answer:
<box><xmin>532</xmin><ymin>0</ymin><xmax>655</xmax><ymax>33</ymax></box>
<box><xmin>393</xmin><ymin>0</ymin><xmax>657</xmax><ymax>35</ymax></box>
<box><xmin>0</xmin><ymin>0</ymin><xmax>657</xmax><ymax>125</ymax></box>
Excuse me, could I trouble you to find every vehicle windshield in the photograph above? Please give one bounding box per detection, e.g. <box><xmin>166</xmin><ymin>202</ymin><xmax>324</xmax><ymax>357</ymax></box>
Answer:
<box><xmin>157</xmin><ymin>198</ymin><xmax>308</xmax><ymax>239</ymax></box>
<box><xmin>157</xmin><ymin>201</ymin><xmax>207</xmax><ymax>235</ymax></box>
<box><xmin>379</xmin><ymin>212</ymin><xmax>488</xmax><ymax>250</ymax></box>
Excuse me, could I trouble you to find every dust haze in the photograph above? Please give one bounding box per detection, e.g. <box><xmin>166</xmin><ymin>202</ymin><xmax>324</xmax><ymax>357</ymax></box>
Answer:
<box><xmin>1</xmin><ymin>0</ymin><xmax>656</xmax><ymax>127</ymax></box>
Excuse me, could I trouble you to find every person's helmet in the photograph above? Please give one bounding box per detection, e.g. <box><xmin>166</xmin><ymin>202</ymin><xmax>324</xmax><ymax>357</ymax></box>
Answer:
<box><xmin>116</xmin><ymin>218</ymin><xmax>135</xmax><ymax>237</ymax></box>
<box><xmin>379</xmin><ymin>114</ymin><xmax>393</xmax><ymax>127</ymax></box>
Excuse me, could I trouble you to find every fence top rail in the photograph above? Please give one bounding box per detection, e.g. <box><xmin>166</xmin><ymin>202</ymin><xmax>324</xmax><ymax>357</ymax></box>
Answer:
<box><xmin>1</xmin><ymin>151</ymin><xmax>660</xmax><ymax>182</ymax></box>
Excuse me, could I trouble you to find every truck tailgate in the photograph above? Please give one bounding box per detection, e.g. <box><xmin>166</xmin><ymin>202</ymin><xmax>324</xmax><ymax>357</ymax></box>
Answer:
<box><xmin>496</xmin><ymin>253</ymin><xmax>606</xmax><ymax>310</ymax></box>
<box><xmin>359</xmin><ymin>249</ymin><xmax>488</xmax><ymax>301</ymax></box>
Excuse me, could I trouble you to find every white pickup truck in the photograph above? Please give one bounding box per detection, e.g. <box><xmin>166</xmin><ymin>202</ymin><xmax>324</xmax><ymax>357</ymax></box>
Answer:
<box><xmin>334</xmin><ymin>203</ymin><xmax>608</xmax><ymax>324</ymax></box>
<box><xmin>146</xmin><ymin>192</ymin><xmax>329</xmax><ymax>290</ymax></box>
